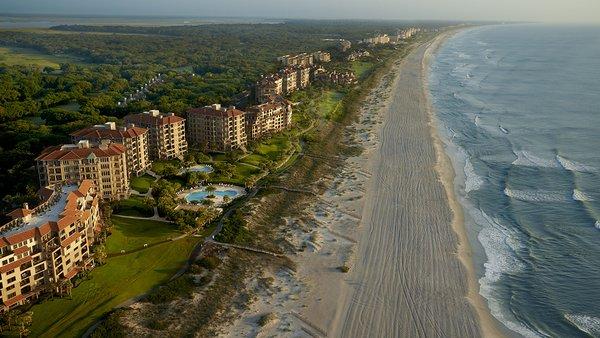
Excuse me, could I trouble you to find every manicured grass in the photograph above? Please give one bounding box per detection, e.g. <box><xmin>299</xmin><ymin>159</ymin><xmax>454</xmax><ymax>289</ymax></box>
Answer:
<box><xmin>255</xmin><ymin>134</ymin><xmax>292</xmax><ymax>161</ymax></box>
<box><xmin>318</xmin><ymin>90</ymin><xmax>344</xmax><ymax>120</ymax></box>
<box><xmin>0</xmin><ymin>46</ymin><xmax>83</xmax><ymax>69</ymax></box>
<box><xmin>107</xmin><ymin>217</ymin><xmax>180</xmax><ymax>254</ymax></box>
<box><xmin>351</xmin><ymin>60</ymin><xmax>375</xmax><ymax>80</ymax></box>
<box><xmin>112</xmin><ymin>196</ymin><xmax>154</xmax><ymax>217</ymax></box>
<box><xmin>29</xmin><ymin>237</ymin><xmax>199</xmax><ymax>337</ymax></box>
<box><xmin>210</xmin><ymin>162</ymin><xmax>261</xmax><ymax>185</ymax></box>
<box><xmin>130</xmin><ymin>174</ymin><xmax>155</xmax><ymax>193</ymax></box>
<box><xmin>240</xmin><ymin>154</ymin><xmax>265</xmax><ymax>167</ymax></box>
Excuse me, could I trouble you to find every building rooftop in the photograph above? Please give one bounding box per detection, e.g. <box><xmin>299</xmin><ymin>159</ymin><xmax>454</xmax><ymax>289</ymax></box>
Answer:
<box><xmin>124</xmin><ymin>110</ymin><xmax>185</xmax><ymax>126</ymax></box>
<box><xmin>0</xmin><ymin>185</ymin><xmax>79</xmax><ymax>238</ymax></box>
<box><xmin>70</xmin><ymin>122</ymin><xmax>147</xmax><ymax>140</ymax></box>
<box><xmin>36</xmin><ymin>141</ymin><xmax>126</xmax><ymax>161</ymax></box>
<box><xmin>187</xmin><ymin>104</ymin><xmax>245</xmax><ymax>118</ymax></box>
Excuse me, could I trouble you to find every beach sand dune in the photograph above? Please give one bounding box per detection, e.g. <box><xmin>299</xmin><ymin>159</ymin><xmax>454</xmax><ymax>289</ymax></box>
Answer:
<box><xmin>330</xmin><ymin>36</ymin><xmax>482</xmax><ymax>337</ymax></box>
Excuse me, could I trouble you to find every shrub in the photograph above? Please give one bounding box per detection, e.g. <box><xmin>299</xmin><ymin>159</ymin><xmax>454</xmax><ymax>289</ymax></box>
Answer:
<box><xmin>198</xmin><ymin>256</ymin><xmax>221</xmax><ymax>270</ymax></box>
<box><xmin>339</xmin><ymin>265</ymin><xmax>350</xmax><ymax>273</ymax></box>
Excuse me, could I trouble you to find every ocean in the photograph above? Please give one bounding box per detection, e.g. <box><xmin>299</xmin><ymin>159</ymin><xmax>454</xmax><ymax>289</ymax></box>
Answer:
<box><xmin>429</xmin><ymin>24</ymin><xmax>600</xmax><ymax>337</ymax></box>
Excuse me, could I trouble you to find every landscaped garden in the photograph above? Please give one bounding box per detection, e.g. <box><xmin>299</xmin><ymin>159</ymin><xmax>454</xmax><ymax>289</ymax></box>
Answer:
<box><xmin>130</xmin><ymin>174</ymin><xmax>156</xmax><ymax>193</ymax></box>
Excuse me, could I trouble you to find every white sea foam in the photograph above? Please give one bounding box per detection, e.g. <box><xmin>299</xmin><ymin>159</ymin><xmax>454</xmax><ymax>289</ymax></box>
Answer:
<box><xmin>473</xmin><ymin>210</ymin><xmax>542</xmax><ymax>337</ymax></box>
<box><xmin>595</xmin><ymin>220</ymin><xmax>600</xmax><ymax>230</ymax></box>
<box><xmin>512</xmin><ymin>151</ymin><xmax>560</xmax><ymax>168</ymax></box>
<box><xmin>564</xmin><ymin>313</ymin><xmax>600</xmax><ymax>337</ymax></box>
<box><xmin>572</xmin><ymin>189</ymin><xmax>595</xmax><ymax>202</ymax></box>
<box><xmin>556</xmin><ymin>155</ymin><xmax>598</xmax><ymax>173</ymax></box>
<box><xmin>464</xmin><ymin>159</ymin><xmax>485</xmax><ymax>193</ymax></box>
<box><xmin>504</xmin><ymin>188</ymin><xmax>568</xmax><ymax>203</ymax></box>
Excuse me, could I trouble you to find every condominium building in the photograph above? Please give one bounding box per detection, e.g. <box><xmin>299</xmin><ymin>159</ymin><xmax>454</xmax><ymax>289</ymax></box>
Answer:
<box><xmin>277</xmin><ymin>53</ymin><xmax>313</xmax><ymax>67</ymax></box>
<box><xmin>0</xmin><ymin>180</ymin><xmax>100</xmax><ymax>310</ymax></box>
<box><xmin>186</xmin><ymin>104</ymin><xmax>247</xmax><ymax>152</ymax></box>
<box><xmin>279</xmin><ymin>67</ymin><xmax>298</xmax><ymax>94</ymax></box>
<box><xmin>361</xmin><ymin>34</ymin><xmax>391</xmax><ymax>45</ymax></box>
<box><xmin>124</xmin><ymin>110</ymin><xmax>187</xmax><ymax>160</ymax></box>
<box><xmin>70</xmin><ymin>122</ymin><xmax>150</xmax><ymax>176</ymax></box>
<box><xmin>312</xmin><ymin>51</ymin><xmax>331</xmax><ymax>63</ymax></box>
<box><xmin>36</xmin><ymin>140</ymin><xmax>129</xmax><ymax>200</ymax></box>
<box><xmin>245</xmin><ymin>100</ymin><xmax>293</xmax><ymax>140</ymax></box>
<box><xmin>296</xmin><ymin>66</ymin><xmax>311</xmax><ymax>89</ymax></box>
<box><xmin>255</xmin><ymin>74</ymin><xmax>283</xmax><ymax>104</ymax></box>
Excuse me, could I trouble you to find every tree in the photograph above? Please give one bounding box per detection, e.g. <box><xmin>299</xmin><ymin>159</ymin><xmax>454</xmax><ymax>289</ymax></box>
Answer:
<box><xmin>94</xmin><ymin>244</ymin><xmax>108</xmax><ymax>265</ymax></box>
<box><xmin>15</xmin><ymin>311</ymin><xmax>33</xmax><ymax>338</ymax></box>
<box><xmin>205</xmin><ymin>185</ymin><xmax>216</xmax><ymax>192</ymax></box>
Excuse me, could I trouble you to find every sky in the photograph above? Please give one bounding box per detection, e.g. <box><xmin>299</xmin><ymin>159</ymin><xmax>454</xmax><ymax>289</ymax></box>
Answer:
<box><xmin>1</xmin><ymin>0</ymin><xmax>599</xmax><ymax>23</ymax></box>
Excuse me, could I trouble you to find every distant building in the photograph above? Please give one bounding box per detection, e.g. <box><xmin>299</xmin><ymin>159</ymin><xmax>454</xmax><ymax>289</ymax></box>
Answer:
<box><xmin>255</xmin><ymin>74</ymin><xmax>283</xmax><ymax>104</ymax></box>
<box><xmin>245</xmin><ymin>100</ymin><xmax>293</xmax><ymax>140</ymax></box>
<box><xmin>315</xmin><ymin>69</ymin><xmax>358</xmax><ymax>86</ymax></box>
<box><xmin>312</xmin><ymin>51</ymin><xmax>331</xmax><ymax>63</ymax></box>
<box><xmin>361</xmin><ymin>34</ymin><xmax>391</xmax><ymax>45</ymax></box>
<box><xmin>347</xmin><ymin>49</ymin><xmax>371</xmax><ymax>61</ymax></box>
<box><xmin>296</xmin><ymin>65</ymin><xmax>311</xmax><ymax>89</ymax></box>
<box><xmin>186</xmin><ymin>104</ymin><xmax>247</xmax><ymax>152</ymax></box>
<box><xmin>277</xmin><ymin>53</ymin><xmax>313</xmax><ymax>67</ymax></box>
<box><xmin>124</xmin><ymin>110</ymin><xmax>187</xmax><ymax>160</ymax></box>
<box><xmin>36</xmin><ymin>141</ymin><xmax>129</xmax><ymax>200</ymax></box>
<box><xmin>279</xmin><ymin>67</ymin><xmax>298</xmax><ymax>94</ymax></box>
<box><xmin>70</xmin><ymin>122</ymin><xmax>150</xmax><ymax>177</ymax></box>
<box><xmin>0</xmin><ymin>180</ymin><xmax>100</xmax><ymax>310</ymax></box>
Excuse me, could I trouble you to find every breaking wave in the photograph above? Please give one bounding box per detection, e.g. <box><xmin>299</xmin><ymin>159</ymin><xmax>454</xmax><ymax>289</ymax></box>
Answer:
<box><xmin>564</xmin><ymin>313</ymin><xmax>600</xmax><ymax>337</ymax></box>
<box><xmin>556</xmin><ymin>155</ymin><xmax>598</xmax><ymax>173</ymax></box>
<box><xmin>504</xmin><ymin>188</ymin><xmax>568</xmax><ymax>203</ymax></box>
<box><xmin>512</xmin><ymin>151</ymin><xmax>560</xmax><ymax>168</ymax></box>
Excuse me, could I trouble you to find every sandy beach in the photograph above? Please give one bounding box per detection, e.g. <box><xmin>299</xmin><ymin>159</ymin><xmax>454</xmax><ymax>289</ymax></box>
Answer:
<box><xmin>220</xmin><ymin>31</ymin><xmax>502</xmax><ymax>338</ymax></box>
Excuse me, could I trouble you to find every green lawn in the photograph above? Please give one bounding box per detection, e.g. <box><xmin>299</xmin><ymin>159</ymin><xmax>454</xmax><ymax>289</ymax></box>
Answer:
<box><xmin>107</xmin><ymin>217</ymin><xmax>180</xmax><ymax>254</ymax></box>
<box><xmin>210</xmin><ymin>162</ymin><xmax>261</xmax><ymax>185</ymax></box>
<box><xmin>351</xmin><ymin>60</ymin><xmax>375</xmax><ymax>80</ymax></box>
<box><xmin>0</xmin><ymin>46</ymin><xmax>83</xmax><ymax>69</ymax></box>
<box><xmin>112</xmin><ymin>196</ymin><xmax>154</xmax><ymax>217</ymax></box>
<box><xmin>30</xmin><ymin>236</ymin><xmax>198</xmax><ymax>337</ymax></box>
<box><xmin>130</xmin><ymin>174</ymin><xmax>155</xmax><ymax>193</ymax></box>
<box><xmin>318</xmin><ymin>90</ymin><xmax>344</xmax><ymax>120</ymax></box>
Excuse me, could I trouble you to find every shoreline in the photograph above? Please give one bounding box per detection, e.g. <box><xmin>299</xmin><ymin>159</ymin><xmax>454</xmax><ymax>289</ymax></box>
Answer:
<box><xmin>423</xmin><ymin>30</ymin><xmax>504</xmax><ymax>337</ymax></box>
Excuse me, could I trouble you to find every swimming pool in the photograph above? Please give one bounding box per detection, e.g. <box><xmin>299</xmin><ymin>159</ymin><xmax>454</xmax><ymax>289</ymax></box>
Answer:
<box><xmin>183</xmin><ymin>185</ymin><xmax>245</xmax><ymax>205</ymax></box>
<box><xmin>185</xmin><ymin>164</ymin><xmax>213</xmax><ymax>173</ymax></box>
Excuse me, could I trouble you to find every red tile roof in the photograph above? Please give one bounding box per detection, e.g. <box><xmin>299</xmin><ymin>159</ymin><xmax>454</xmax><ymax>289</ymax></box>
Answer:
<box><xmin>70</xmin><ymin>126</ymin><xmax>147</xmax><ymax>140</ymax></box>
<box><xmin>3</xmin><ymin>294</ymin><xmax>24</xmax><ymax>307</ymax></box>
<box><xmin>124</xmin><ymin>112</ymin><xmax>185</xmax><ymax>126</ymax></box>
<box><xmin>187</xmin><ymin>106</ymin><xmax>245</xmax><ymax>118</ymax></box>
<box><xmin>7</xmin><ymin>208</ymin><xmax>33</xmax><ymax>219</ymax></box>
<box><xmin>36</xmin><ymin>143</ymin><xmax>126</xmax><ymax>161</ymax></box>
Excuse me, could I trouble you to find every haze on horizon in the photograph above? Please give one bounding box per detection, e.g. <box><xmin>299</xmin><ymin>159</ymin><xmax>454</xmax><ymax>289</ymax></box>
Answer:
<box><xmin>1</xmin><ymin>0</ymin><xmax>599</xmax><ymax>24</ymax></box>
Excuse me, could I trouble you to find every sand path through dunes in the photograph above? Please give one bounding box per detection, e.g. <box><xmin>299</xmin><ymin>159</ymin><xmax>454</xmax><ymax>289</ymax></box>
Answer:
<box><xmin>331</xmin><ymin>37</ymin><xmax>482</xmax><ymax>337</ymax></box>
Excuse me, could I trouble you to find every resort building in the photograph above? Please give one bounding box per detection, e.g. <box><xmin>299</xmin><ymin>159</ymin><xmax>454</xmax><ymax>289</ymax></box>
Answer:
<box><xmin>124</xmin><ymin>110</ymin><xmax>187</xmax><ymax>160</ymax></box>
<box><xmin>255</xmin><ymin>74</ymin><xmax>283</xmax><ymax>104</ymax></box>
<box><xmin>279</xmin><ymin>67</ymin><xmax>298</xmax><ymax>94</ymax></box>
<box><xmin>245</xmin><ymin>100</ymin><xmax>293</xmax><ymax>140</ymax></box>
<box><xmin>361</xmin><ymin>34</ymin><xmax>391</xmax><ymax>45</ymax></box>
<box><xmin>312</xmin><ymin>51</ymin><xmax>331</xmax><ymax>63</ymax></box>
<box><xmin>339</xmin><ymin>40</ymin><xmax>352</xmax><ymax>52</ymax></box>
<box><xmin>186</xmin><ymin>104</ymin><xmax>247</xmax><ymax>152</ymax></box>
<box><xmin>296</xmin><ymin>65</ymin><xmax>311</xmax><ymax>89</ymax></box>
<box><xmin>36</xmin><ymin>140</ymin><xmax>129</xmax><ymax>201</ymax></box>
<box><xmin>70</xmin><ymin>122</ymin><xmax>150</xmax><ymax>176</ymax></box>
<box><xmin>0</xmin><ymin>180</ymin><xmax>100</xmax><ymax>310</ymax></box>
<box><xmin>277</xmin><ymin>53</ymin><xmax>313</xmax><ymax>67</ymax></box>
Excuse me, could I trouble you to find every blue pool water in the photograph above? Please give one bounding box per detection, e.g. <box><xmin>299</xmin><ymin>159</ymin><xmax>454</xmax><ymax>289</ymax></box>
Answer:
<box><xmin>430</xmin><ymin>24</ymin><xmax>600</xmax><ymax>337</ymax></box>
<box><xmin>185</xmin><ymin>189</ymin><xmax>241</xmax><ymax>202</ymax></box>
<box><xmin>186</xmin><ymin>165</ymin><xmax>213</xmax><ymax>173</ymax></box>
